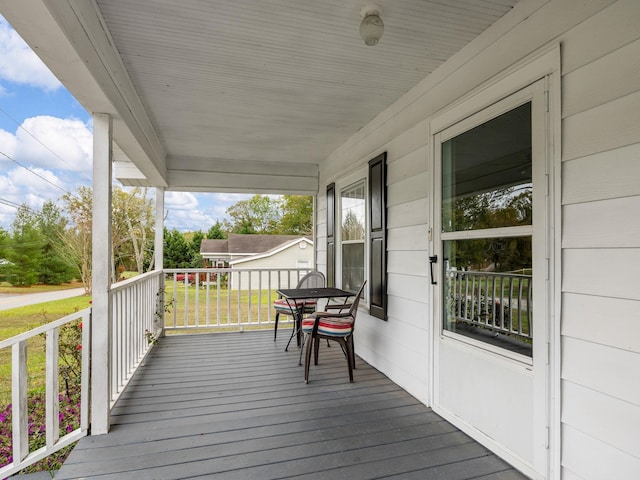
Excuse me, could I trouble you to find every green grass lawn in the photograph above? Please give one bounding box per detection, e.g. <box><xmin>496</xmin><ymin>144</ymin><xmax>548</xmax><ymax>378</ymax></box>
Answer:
<box><xmin>165</xmin><ymin>283</ymin><xmax>281</xmax><ymax>329</ymax></box>
<box><xmin>0</xmin><ymin>282</ymin><xmax>283</xmax><ymax>403</ymax></box>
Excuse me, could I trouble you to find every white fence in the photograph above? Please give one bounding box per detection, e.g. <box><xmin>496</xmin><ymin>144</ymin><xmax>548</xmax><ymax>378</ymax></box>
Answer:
<box><xmin>163</xmin><ymin>268</ymin><xmax>313</xmax><ymax>331</ymax></box>
<box><xmin>0</xmin><ymin>267</ymin><xmax>313</xmax><ymax>476</ymax></box>
<box><xmin>0</xmin><ymin>308</ymin><xmax>91</xmax><ymax>478</ymax></box>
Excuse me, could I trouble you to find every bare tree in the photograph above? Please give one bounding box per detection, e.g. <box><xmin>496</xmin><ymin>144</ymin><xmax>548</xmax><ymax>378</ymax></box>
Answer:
<box><xmin>60</xmin><ymin>186</ymin><xmax>156</xmax><ymax>291</ymax></box>
<box><xmin>61</xmin><ymin>187</ymin><xmax>93</xmax><ymax>294</ymax></box>
<box><xmin>119</xmin><ymin>187</ymin><xmax>154</xmax><ymax>274</ymax></box>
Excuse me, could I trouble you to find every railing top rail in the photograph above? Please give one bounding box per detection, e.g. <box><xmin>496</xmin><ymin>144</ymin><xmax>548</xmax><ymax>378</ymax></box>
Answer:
<box><xmin>448</xmin><ymin>269</ymin><xmax>531</xmax><ymax>279</ymax></box>
<box><xmin>0</xmin><ymin>307</ymin><xmax>91</xmax><ymax>349</ymax></box>
<box><xmin>110</xmin><ymin>269</ymin><xmax>163</xmax><ymax>292</ymax></box>
<box><xmin>162</xmin><ymin>267</ymin><xmax>314</xmax><ymax>273</ymax></box>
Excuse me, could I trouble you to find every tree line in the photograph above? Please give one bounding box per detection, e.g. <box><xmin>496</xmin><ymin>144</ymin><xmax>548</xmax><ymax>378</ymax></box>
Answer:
<box><xmin>445</xmin><ymin>187</ymin><xmax>532</xmax><ymax>272</ymax></box>
<box><xmin>0</xmin><ymin>191</ymin><xmax>312</xmax><ymax>292</ymax></box>
<box><xmin>163</xmin><ymin>195</ymin><xmax>312</xmax><ymax>268</ymax></box>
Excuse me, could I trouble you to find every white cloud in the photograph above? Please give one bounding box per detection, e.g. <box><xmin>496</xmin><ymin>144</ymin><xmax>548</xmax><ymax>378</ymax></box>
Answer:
<box><xmin>198</xmin><ymin>193</ymin><xmax>240</xmax><ymax>220</ymax></box>
<box><xmin>163</xmin><ymin>191</ymin><xmax>268</xmax><ymax>232</ymax></box>
<box><xmin>0</xmin><ymin>174</ymin><xmax>19</xmax><ymax>198</ymax></box>
<box><xmin>0</xmin><ymin>166</ymin><xmax>66</xmax><ymax>228</ymax></box>
<box><xmin>165</xmin><ymin>191</ymin><xmax>200</xmax><ymax>210</ymax></box>
<box><xmin>164</xmin><ymin>192</ymin><xmax>215</xmax><ymax>231</ymax></box>
<box><xmin>213</xmin><ymin>193</ymin><xmax>254</xmax><ymax>203</ymax></box>
<box><xmin>8</xmin><ymin>166</ymin><xmax>66</xmax><ymax>198</ymax></box>
<box><xmin>164</xmin><ymin>192</ymin><xmax>283</xmax><ymax>232</ymax></box>
<box><xmin>0</xmin><ymin>128</ymin><xmax>17</xmax><ymax>160</ymax></box>
<box><xmin>14</xmin><ymin>116</ymin><xmax>92</xmax><ymax>174</ymax></box>
<box><xmin>0</xmin><ymin>203</ymin><xmax>15</xmax><ymax>229</ymax></box>
<box><xmin>0</xmin><ymin>115</ymin><xmax>92</xmax><ymax>229</ymax></box>
<box><xmin>0</xmin><ymin>16</ymin><xmax>61</xmax><ymax>91</ymax></box>
<box><xmin>165</xmin><ymin>208</ymin><xmax>216</xmax><ymax>232</ymax></box>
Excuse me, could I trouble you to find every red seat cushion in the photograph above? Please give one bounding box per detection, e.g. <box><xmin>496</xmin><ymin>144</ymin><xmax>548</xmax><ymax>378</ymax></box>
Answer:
<box><xmin>273</xmin><ymin>298</ymin><xmax>317</xmax><ymax>314</ymax></box>
<box><xmin>302</xmin><ymin>315</ymin><xmax>354</xmax><ymax>337</ymax></box>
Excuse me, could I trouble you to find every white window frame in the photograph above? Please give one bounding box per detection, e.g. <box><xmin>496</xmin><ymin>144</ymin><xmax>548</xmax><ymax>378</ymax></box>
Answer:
<box><xmin>434</xmin><ymin>84</ymin><xmax>544</xmax><ymax>365</ymax></box>
<box><xmin>335</xmin><ymin>170</ymin><xmax>368</xmax><ymax>301</ymax></box>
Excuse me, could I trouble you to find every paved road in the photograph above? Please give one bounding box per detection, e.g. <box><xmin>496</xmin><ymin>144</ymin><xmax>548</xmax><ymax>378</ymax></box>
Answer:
<box><xmin>0</xmin><ymin>288</ymin><xmax>87</xmax><ymax>312</ymax></box>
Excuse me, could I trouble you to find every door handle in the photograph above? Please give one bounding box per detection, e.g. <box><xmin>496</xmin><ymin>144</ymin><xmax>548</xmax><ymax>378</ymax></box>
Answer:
<box><xmin>429</xmin><ymin>255</ymin><xmax>438</xmax><ymax>285</ymax></box>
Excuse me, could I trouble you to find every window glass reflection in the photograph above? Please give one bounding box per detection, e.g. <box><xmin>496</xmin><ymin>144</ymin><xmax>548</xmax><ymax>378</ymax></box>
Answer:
<box><xmin>341</xmin><ymin>181</ymin><xmax>365</xmax><ymax>293</ymax></box>
<box><xmin>443</xmin><ymin>237</ymin><xmax>532</xmax><ymax>356</ymax></box>
<box><xmin>442</xmin><ymin>102</ymin><xmax>532</xmax><ymax>233</ymax></box>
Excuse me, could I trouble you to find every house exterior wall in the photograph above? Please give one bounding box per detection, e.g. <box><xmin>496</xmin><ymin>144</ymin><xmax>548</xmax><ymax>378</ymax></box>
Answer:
<box><xmin>229</xmin><ymin>241</ymin><xmax>314</xmax><ymax>290</ymax></box>
<box><xmin>316</xmin><ymin>1</ymin><xmax>640</xmax><ymax>479</ymax></box>
<box><xmin>558</xmin><ymin>0</ymin><xmax>640</xmax><ymax>477</ymax></box>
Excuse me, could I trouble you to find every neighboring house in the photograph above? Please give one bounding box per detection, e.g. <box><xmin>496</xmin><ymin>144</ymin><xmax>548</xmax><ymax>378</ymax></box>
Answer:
<box><xmin>4</xmin><ymin>1</ymin><xmax>639</xmax><ymax>479</ymax></box>
<box><xmin>201</xmin><ymin>234</ymin><xmax>314</xmax><ymax>289</ymax></box>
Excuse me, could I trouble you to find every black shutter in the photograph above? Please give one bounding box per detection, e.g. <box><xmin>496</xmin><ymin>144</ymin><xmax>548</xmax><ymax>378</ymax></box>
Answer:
<box><xmin>326</xmin><ymin>183</ymin><xmax>335</xmax><ymax>288</ymax></box>
<box><xmin>368</xmin><ymin>153</ymin><xmax>387</xmax><ymax>320</ymax></box>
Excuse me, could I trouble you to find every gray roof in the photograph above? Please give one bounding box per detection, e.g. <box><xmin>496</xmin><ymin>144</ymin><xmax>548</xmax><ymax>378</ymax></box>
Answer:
<box><xmin>201</xmin><ymin>234</ymin><xmax>310</xmax><ymax>255</ymax></box>
<box><xmin>200</xmin><ymin>239</ymin><xmax>228</xmax><ymax>255</ymax></box>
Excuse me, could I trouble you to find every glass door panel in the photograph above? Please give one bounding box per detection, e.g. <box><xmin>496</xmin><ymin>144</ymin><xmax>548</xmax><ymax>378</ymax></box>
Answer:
<box><xmin>441</xmin><ymin>102</ymin><xmax>533</xmax><ymax>355</ymax></box>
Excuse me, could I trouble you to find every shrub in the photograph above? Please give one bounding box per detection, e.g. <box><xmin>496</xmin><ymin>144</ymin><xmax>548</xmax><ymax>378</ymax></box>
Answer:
<box><xmin>0</xmin><ymin>319</ymin><xmax>84</xmax><ymax>475</ymax></box>
<box><xmin>0</xmin><ymin>391</ymin><xmax>81</xmax><ymax>474</ymax></box>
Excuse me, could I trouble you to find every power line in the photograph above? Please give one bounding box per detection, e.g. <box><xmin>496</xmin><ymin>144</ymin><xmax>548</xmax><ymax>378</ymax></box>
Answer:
<box><xmin>0</xmin><ymin>198</ymin><xmax>23</xmax><ymax>210</ymax></box>
<box><xmin>0</xmin><ymin>198</ymin><xmax>42</xmax><ymax>215</ymax></box>
<box><xmin>0</xmin><ymin>198</ymin><xmax>44</xmax><ymax>217</ymax></box>
<box><xmin>0</xmin><ymin>198</ymin><xmax>45</xmax><ymax>230</ymax></box>
<box><xmin>0</xmin><ymin>149</ymin><xmax>78</xmax><ymax>199</ymax></box>
<box><xmin>0</xmin><ymin>105</ymin><xmax>88</xmax><ymax>176</ymax></box>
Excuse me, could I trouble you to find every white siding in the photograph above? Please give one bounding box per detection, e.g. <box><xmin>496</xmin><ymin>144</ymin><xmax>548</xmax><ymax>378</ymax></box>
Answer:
<box><xmin>561</xmin><ymin>35</ymin><xmax>640</xmax><ymax>467</ymax></box>
<box><xmin>316</xmin><ymin>0</ymin><xmax>640</xmax><ymax>478</ymax></box>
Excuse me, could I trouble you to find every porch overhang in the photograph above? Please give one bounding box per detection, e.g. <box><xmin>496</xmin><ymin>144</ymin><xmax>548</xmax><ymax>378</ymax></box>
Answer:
<box><xmin>0</xmin><ymin>0</ymin><xmax>521</xmax><ymax>196</ymax></box>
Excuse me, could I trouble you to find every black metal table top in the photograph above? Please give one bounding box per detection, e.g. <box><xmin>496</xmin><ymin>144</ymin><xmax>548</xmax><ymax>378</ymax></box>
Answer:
<box><xmin>276</xmin><ymin>287</ymin><xmax>352</xmax><ymax>300</ymax></box>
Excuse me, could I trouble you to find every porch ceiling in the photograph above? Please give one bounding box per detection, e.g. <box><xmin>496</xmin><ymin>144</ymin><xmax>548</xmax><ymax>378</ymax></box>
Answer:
<box><xmin>1</xmin><ymin>0</ymin><xmax>520</xmax><ymax>194</ymax></box>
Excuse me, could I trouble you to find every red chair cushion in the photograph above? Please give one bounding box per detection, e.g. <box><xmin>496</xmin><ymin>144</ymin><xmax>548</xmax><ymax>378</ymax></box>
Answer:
<box><xmin>273</xmin><ymin>298</ymin><xmax>317</xmax><ymax>315</ymax></box>
<box><xmin>302</xmin><ymin>315</ymin><xmax>354</xmax><ymax>337</ymax></box>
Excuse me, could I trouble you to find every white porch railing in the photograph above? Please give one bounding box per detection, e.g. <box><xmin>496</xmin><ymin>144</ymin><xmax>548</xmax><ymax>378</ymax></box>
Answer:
<box><xmin>0</xmin><ymin>267</ymin><xmax>313</xmax><ymax>476</ymax></box>
<box><xmin>0</xmin><ymin>308</ymin><xmax>91</xmax><ymax>479</ymax></box>
<box><xmin>447</xmin><ymin>269</ymin><xmax>533</xmax><ymax>343</ymax></box>
<box><xmin>110</xmin><ymin>270</ymin><xmax>162</xmax><ymax>405</ymax></box>
<box><xmin>163</xmin><ymin>268</ymin><xmax>313</xmax><ymax>331</ymax></box>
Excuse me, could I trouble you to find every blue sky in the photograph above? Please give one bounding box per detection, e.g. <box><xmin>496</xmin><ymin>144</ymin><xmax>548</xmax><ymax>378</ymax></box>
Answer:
<box><xmin>0</xmin><ymin>15</ymin><xmax>252</xmax><ymax>232</ymax></box>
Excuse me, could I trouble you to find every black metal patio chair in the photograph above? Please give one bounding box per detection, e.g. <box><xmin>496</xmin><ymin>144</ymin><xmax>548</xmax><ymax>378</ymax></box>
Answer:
<box><xmin>302</xmin><ymin>281</ymin><xmax>366</xmax><ymax>383</ymax></box>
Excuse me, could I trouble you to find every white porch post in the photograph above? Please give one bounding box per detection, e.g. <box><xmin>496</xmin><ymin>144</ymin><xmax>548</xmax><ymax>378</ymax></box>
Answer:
<box><xmin>155</xmin><ymin>187</ymin><xmax>164</xmax><ymax>271</ymax></box>
<box><xmin>154</xmin><ymin>187</ymin><xmax>165</xmax><ymax>335</ymax></box>
<box><xmin>91</xmin><ymin>113</ymin><xmax>113</xmax><ymax>435</ymax></box>
<box><xmin>312</xmin><ymin>195</ymin><xmax>317</xmax><ymax>271</ymax></box>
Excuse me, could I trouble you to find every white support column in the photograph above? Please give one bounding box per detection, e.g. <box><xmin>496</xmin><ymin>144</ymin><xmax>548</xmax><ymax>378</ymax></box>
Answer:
<box><xmin>155</xmin><ymin>187</ymin><xmax>164</xmax><ymax>271</ymax></box>
<box><xmin>154</xmin><ymin>187</ymin><xmax>165</xmax><ymax>335</ymax></box>
<box><xmin>91</xmin><ymin>113</ymin><xmax>113</xmax><ymax>435</ymax></box>
<box><xmin>312</xmin><ymin>195</ymin><xmax>317</xmax><ymax>271</ymax></box>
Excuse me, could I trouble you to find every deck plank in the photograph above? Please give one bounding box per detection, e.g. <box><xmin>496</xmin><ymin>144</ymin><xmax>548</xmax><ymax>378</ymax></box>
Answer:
<box><xmin>56</xmin><ymin>331</ymin><xmax>529</xmax><ymax>479</ymax></box>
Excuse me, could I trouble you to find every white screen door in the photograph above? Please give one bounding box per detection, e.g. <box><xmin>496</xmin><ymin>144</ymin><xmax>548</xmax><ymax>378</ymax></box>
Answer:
<box><xmin>432</xmin><ymin>80</ymin><xmax>549</xmax><ymax>478</ymax></box>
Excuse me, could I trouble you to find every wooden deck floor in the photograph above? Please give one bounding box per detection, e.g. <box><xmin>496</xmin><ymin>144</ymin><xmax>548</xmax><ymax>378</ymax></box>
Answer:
<box><xmin>56</xmin><ymin>330</ymin><xmax>529</xmax><ymax>479</ymax></box>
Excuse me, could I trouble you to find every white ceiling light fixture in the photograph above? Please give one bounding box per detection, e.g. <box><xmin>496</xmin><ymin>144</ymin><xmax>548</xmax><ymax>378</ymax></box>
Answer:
<box><xmin>359</xmin><ymin>6</ymin><xmax>384</xmax><ymax>46</ymax></box>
